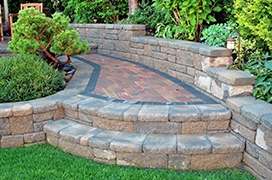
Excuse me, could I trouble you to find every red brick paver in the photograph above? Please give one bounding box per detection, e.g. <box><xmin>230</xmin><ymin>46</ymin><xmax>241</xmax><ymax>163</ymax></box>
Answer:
<box><xmin>83</xmin><ymin>54</ymin><xmax>203</xmax><ymax>103</ymax></box>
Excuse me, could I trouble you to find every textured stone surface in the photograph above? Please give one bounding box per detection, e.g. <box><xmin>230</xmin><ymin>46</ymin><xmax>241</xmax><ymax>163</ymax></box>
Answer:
<box><xmin>0</xmin><ymin>103</ymin><xmax>13</xmax><ymax>118</ymax></box>
<box><xmin>182</xmin><ymin>121</ymin><xmax>207</xmax><ymax>134</ymax></box>
<box><xmin>177</xmin><ymin>134</ymin><xmax>211</xmax><ymax>154</ymax></box>
<box><xmin>29</xmin><ymin>98</ymin><xmax>58</xmax><ymax>114</ymax></box>
<box><xmin>33</xmin><ymin>111</ymin><xmax>54</xmax><ymax>122</ymax></box>
<box><xmin>168</xmin><ymin>154</ymin><xmax>191</xmax><ymax>170</ymax></box>
<box><xmin>0</xmin><ymin>118</ymin><xmax>10</xmax><ymax>135</ymax></box>
<box><xmin>241</xmin><ymin>103</ymin><xmax>272</xmax><ymax>123</ymax></box>
<box><xmin>207</xmin><ymin>120</ymin><xmax>229</xmax><ymax>131</ymax></box>
<box><xmin>246</xmin><ymin>141</ymin><xmax>260</xmax><ymax>158</ymax></box>
<box><xmin>13</xmin><ymin>102</ymin><xmax>33</xmax><ymax>117</ymax></box>
<box><xmin>259</xmin><ymin>149</ymin><xmax>272</xmax><ymax>170</ymax></box>
<box><xmin>260</xmin><ymin>113</ymin><xmax>272</xmax><ymax>131</ymax></box>
<box><xmin>117</xmin><ymin>152</ymin><xmax>168</xmax><ymax>168</ymax></box>
<box><xmin>94</xmin><ymin>148</ymin><xmax>116</xmax><ymax>160</ymax></box>
<box><xmin>197</xmin><ymin>104</ymin><xmax>231</xmax><ymax>121</ymax></box>
<box><xmin>93</xmin><ymin>117</ymin><xmax>134</xmax><ymax>132</ymax></box>
<box><xmin>232</xmin><ymin>112</ymin><xmax>257</xmax><ymax>130</ymax></box>
<box><xmin>1</xmin><ymin>135</ymin><xmax>24</xmax><ymax>148</ymax></box>
<box><xmin>59</xmin><ymin>138</ymin><xmax>94</xmax><ymax>159</ymax></box>
<box><xmin>256</xmin><ymin>127</ymin><xmax>272</xmax><ymax>154</ymax></box>
<box><xmin>244</xmin><ymin>152</ymin><xmax>272</xmax><ymax>179</ymax></box>
<box><xmin>169</xmin><ymin>105</ymin><xmax>200</xmax><ymax>122</ymax></box>
<box><xmin>138</xmin><ymin>105</ymin><xmax>169</xmax><ymax>122</ymax></box>
<box><xmin>208</xmin><ymin>133</ymin><xmax>244</xmax><ymax>153</ymax></box>
<box><xmin>43</xmin><ymin>119</ymin><xmax>78</xmax><ymax>137</ymax></box>
<box><xmin>46</xmin><ymin>134</ymin><xmax>59</xmax><ymax>147</ymax></box>
<box><xmin>231</xmin><ymin>120</ymin><xmax>256</xmax><ymax>142</ymax></box>
<box><xmin>191</xmin><ymin>153</ymin><xmax>242</xmax><ymax>170</ymax></box>
<box><xmin>123</xmin><ymin>104</ymin><xmax>142</xmax><ymax>121</ymax></box>
<box><xmin>78</xmin><ymin>98</ymin><xmax>110</xmax><ymax>116</ymax></box>
<box><xmin>9</xmin><ymin>115</ymin><xmax>33</xmax><ymax>135</ymax></box>
<box><xmin>97</xmin><ymin>103</ymin><xmax>131</xmax><ymax>120</ymax></box>
<box><xmin>110</xmin><ymin>132</ymin><xmax>146</xmax><ymax>153</ymax></box>
<box><xmin>143</xmin><ymin>134</ymin><xmax>176</xmax><ymax>154</ymax></box>
<box><xmin>134</xmin><ymin>121</ymin><xmax>182</xmax><ymax>134</ymax></box>
<box><xmin>88</xmin><ymin>130</ymin><xmax>120</xmax><ymax>149</ymax></box>
<box><xmin>23</xmin><ymin>132</ymin><xmax>45</xmax><ymax>143</ymax></box>
<box><xmin>226</xmin><ymin>96</ymin><xmax>262</xmax><ymax>113</ymax></box>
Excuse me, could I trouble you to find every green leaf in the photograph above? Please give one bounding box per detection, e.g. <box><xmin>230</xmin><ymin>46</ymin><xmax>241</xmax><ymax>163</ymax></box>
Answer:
<box><xmin>213</xmin><ymin>6</ymin><xmax>222</xmax><ymax>12</ymax></box>
<box><xmin>265</xmin><ymin>61</ymin><xmax>272</xmax><ymax>70</ymax></box>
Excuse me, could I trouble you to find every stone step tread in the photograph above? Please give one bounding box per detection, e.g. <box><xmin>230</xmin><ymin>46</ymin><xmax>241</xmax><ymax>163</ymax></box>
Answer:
<box><xmin>64</xmin><ymin>94</ymin><xmax>231</xmax><ymax>122</ymax></box>
<box><xmin>44</xmin><ymin>119</ymin><xmax>244</xmax><ymax>155</ymax></box>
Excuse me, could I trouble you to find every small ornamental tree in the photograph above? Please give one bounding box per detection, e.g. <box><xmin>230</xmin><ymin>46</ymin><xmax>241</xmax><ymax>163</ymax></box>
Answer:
<box><xmin>8</xmin><ymin>8</ymin><xmax>89</xmax><ymax>68</ymax></box>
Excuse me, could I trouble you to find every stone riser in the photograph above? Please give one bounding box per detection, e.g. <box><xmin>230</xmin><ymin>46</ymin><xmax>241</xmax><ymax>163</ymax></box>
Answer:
<box><xmin>44</xmin><ymin>119</ymin><xmax>244</xmax><ymax>170</ymax></box>
<box><xmin>63</xmin><ymin>95</ymin><xmax>231</xmax><ymax>134</ymax></box>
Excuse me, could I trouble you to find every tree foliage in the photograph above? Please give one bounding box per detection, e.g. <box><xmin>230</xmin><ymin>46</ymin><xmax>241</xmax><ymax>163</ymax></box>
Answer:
<box><xmin>234</xmin><ymin>0</ymin><xmax>272</xmax><ymax>50</ymax></box>
<box><xmin>153</xmin><ymin>0</ymin><xmax>221</xmax><ymax>41</ymax></box>
<box><xmin>8</xmin><ymin>8</ymin><xmax>89</xmax><ymax>68</ymax></box>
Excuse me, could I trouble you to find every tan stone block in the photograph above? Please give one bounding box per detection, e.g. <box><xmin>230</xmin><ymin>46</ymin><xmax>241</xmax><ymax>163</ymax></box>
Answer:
<box><xmin>231</xmin><ymin>120</ymin><xmax>256</xmax><ymax>142</ymax></box>
<box><xmin>0</xmin><ymin>103</ymin><xmax>13</xmax><ymax>118</ymax></box>
<box><xmin>202</xmin><ymin>56</ymin><xmax>231</xmax><ymax>71</ymax></box>
<box><xmin>93</xmin><ymin>117</ymin><xmax>133</xmax><ymax>132</ymax></box>
<box><xmin>256</xmin><ymin>127</ymin><xmax>272</xmax><ymax>154</ymax></box>
<box><xmin>33</xmin><ymin>111</ymin><xmax>54</xmax><ymax>122</ymax></box>
<box><xmin>46</xmin><ymin>134</ymin><xmax>59</xmax><ymax>147</ymax></box>
<box><xmin>78</xmin><ymin>112</ymin><xmax>93</xmax><ymax>124</ymax></box>
<box><xmin>1</xmin><ymin>135</ymin><xmax>24</xmax><ymax>148</ymax></box>
<box><xmin>168</xmin><ymin>55</ymin><xmax>176</xmax><ymax>62</ymax></box>
<box><xmin>13</xmin><ymin>102</ymin><xmax>33</xmax><ymax>117</ymax></box>
<box><xmin>168</xmin><ymin>154</ymin><xmax>191</xmax><ymax>170</ymax></box>
<box><xmin>176</xmin><ymin>72</ymin><xmax>194</xmax><ymax>85</ymax></box>
<box><xmin>193</xmin><ymin>53</ymin><xmax>202</xmax><ymax>70</ymax></box>
<box><xmin>0</xmin><ymin>118</ymin><xmax>10</xmax><ymax>135</ymax></box>
<box><xmin>24</xmin><ymin>132</ymin><xmax>45</xmax><ymax>144</ymax></box>
<box><xmin>154</xmin><ymin>59</ymin><xmax>169</xmax><ymax>73</ymax></box>
<box><xmin>117</xmin><ymin>152</ymin><xmax>167</xmax><ymax>168</ymax></box>
<box><xmin>143</xmin><ymin>44</ymin><xmax>152</xmax><ymax>56</ymax></box>
<box><xmin>208</xmin><ymin>120</ymin><xmax>230</xmax><ymax>131</ymax></box>
<box><xmin>191</xmin><ymin>153</ymin><xmax>242</xmax><ymax>170</ymax></box>
<box><xmin>64</xmin><ymin>109</ymin><xmax>78</xmax><ymax>119</ymax></box>
<box><xmin>94</xmin><ymin>148</ymin><xmax>116</xmax><ymax>160</ymax></box>
<box><xmin>59</xmin><ymin>138</ymin><xmax>94</xmax><ymax>159</ymax></box>
<box><xmin>244</xmin><ymin>152</ymin><xmax>272</xmax><ymax>179</ymax></box>
<box><xmin>186</xmin><ymin>67</ymin><xmax>195</xmax><ymax>76</ymax></box>
<box><xmin>194</xmin><ymin>70</ymin><xmax>211</xmax><ymax>93</ymax></box>
<box><xmin>93</xmin><ymin>158</ymin><xmax>116</xmax><ymax>165</ymax></box>
<box><xmin>222</xmin><ymin>84</ymin><xmax>253</xmax><ymax>98</ymax></box>
<box><xmin>182</xmin><ymin>121</ymin><xmax>207</xmax><ymax>134</ymax></box>
<box><xmin>9</xmin><ymin>115</ymin><xmax>33</xmax><ymax>135</ymax></box>
<box><xmin>53</xmin><ymin>108</ymin><xmax>64</xmax><ymax>120</ymax></box>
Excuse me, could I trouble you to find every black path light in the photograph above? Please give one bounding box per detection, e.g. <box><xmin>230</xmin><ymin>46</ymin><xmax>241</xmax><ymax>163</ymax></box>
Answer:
<box><xmin>227</xmin><ymin>30</ymin><xmax>241</xmax><ymax>61</ymax></box>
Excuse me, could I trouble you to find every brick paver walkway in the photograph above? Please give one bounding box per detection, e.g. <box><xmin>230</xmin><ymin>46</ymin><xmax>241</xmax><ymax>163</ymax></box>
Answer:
<box><xmin>82</xmin><ymin>54</ymin><xmax>215</xmax><ymax>104</ymax></box>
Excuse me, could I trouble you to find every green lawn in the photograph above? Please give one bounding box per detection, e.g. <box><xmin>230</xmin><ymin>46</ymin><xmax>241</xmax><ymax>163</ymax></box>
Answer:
<box><xmin>0</xmin><ymin>143</ymin><xmax>255</xmax><ymax>180</ymax></box>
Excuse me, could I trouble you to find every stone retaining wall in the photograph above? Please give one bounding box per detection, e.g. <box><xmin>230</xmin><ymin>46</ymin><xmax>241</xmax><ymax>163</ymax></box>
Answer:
<box><xmin>72</xmin><ymin>23</ymin><xmax>255</xmax><ymax>101</ymax></box>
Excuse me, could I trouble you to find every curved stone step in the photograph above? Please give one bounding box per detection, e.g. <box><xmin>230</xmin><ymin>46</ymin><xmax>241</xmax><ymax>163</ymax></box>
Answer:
<box><xmin>43</xmin><ymin>119</ymin><xmax>244</xmax><ymax>170</ymax></box>
<box><xmin>63</xmin><ymin>94</ymin><xmax>231</xmax><ymax>134</ymax></box>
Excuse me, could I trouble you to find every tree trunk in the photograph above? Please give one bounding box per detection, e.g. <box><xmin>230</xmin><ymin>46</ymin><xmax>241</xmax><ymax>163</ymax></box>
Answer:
<box><xmin>3</xmin><ymin>0</ymin><xmax>9</xmax><ymax>31</ymax></box>
<box><xmin>129</xmin><ymin>0</ymin><xmax>139</xmax><ymax>14</ymax></box>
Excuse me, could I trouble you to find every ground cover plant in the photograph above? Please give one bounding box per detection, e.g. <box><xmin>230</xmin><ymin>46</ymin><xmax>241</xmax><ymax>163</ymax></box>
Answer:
<box><xmin>0</xmin><ymin>54</ymin><xmax>64</xmax><ymax>103</ymax></box>
<box><xmin>0</xmin><ymin>143</ymin><xmax>255</xmax><ymax>180</ymax></box>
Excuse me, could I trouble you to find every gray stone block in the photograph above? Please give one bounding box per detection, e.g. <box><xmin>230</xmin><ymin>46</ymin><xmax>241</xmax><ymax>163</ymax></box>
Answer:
<box><xmin>226</xmin><ymin>96</ymin><xmax>262</xmax><ymax>113</ymax></box>
<box><xmin>59</xmin><ymin>124</ymin><xmax>98</xmax><ymax>144</ymax></box>
<box><xmin>177</xmin><ymin>134</ymin><xmax>212</xmax><ymax>154</ymax></box>
<box><xmin>199</xmin><ymin>46</ymin><xmax>231</xmax><ymax>57</ymax></box>
<box><xmin>29</xmin><ymin>98</ymin><xmax>58</xmax><ymax>114</ymax></box>
<box><xmin>43</xmin><ymin>119</ymin><xmax>78</xmax><ymax>137</ymax></box>
<box><xmin>138</xmin><ymin>105</ymin><xmax>169</xmax><ymax>122</ymax></box>
<box><xmin>97</xmin><ymin>103</ymin><xmax>131</xmax><ymax>120</ymax></box>
<box><xmin>197</xmin><ymin>104</ymin><xmax>231</xmax><ymax>121</ymax></box>
<box><xmin>208</xmin><ymin>133</ymin><xmax>244</xmax><ymax>153</ymax></box>
<box><xmin>63</xmin><ymin>94</ymin><xmax>89</xmax><ymax>110</ymax></box>
<box><xmin>123</xmin><ymin>104</ymin><xmax>142</xmax><ymax>121</ymax></box>
<box><xmin>12</xmin><ymin>102</ymin><xmax>33</xmax><ymax>117</ymax></box>
<box><xmin>241</xmin><ymin>103</ymin><xmax>272</xmax><ymax>123</ymax></box>
<box><xmin>134</xmin><ymin>121</ymin><xmax>182</xmax><ymax>134</ymax></box>
<box><xmin>168</xmin><ymin>154</ymin><xmax>191</xmax><ymax>170</ymax></box>
<box><xmin>0</xmin><ymin>103</ymin><xmax>13</xmax><ymax>118</ymax></box>
<box><xmin>169</xmin><ymin>105</ymin><xmax>200</xmax><ymax>122</ymax></box>
<box><xmin>110</xmin><ymin>132</ymin><xmax>146</xmax><ymax>153</ymax></box>
<box><xmin>78</xmin><ymin>98</ymin><xmax>110</xmax><ymax>116</ymax></box>
<box><xmin>88</xmin><ymin>130</ymin><xmax>120</xmax><ymax>149</ymax></box>
<box><xmin>206</xmin><ymin>67</ymin><xmax>255</xmax><ymax>85</ymax></box>
<box><xmin>143</xmin><ymin>134</ymin><xmax>176</xmax><ymax>154</ymax></box>
<box><xmin>260</xmin><ymin>113</ymin><xmax>272</xmax><ymax>131</ymax></box>
<box><xmin>0</xmin><ymin>118</ymin><xmax>10</xmax><ymax>135</ymax></box>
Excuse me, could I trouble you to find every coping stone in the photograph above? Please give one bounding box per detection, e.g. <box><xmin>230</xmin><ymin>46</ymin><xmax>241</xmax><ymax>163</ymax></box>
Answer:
<box><xmin>59</xmin><ymin>124</ymin><xmax>97</xmax><ymax>143</ymax></box>
<box><xmin>197</xmin><ymin>104</ymin><xmax>231</xmax><ymax>121</ymax></box>
<box><xmin>123</xmin><ymin>104</ymin><xmax>143</xmax><ymax>121</ymax></box>
<box><xmin>260</xmin><ymin>114</ymin><xmax>272</xmax><ymax>131</ymax></box>
<box><xmin>110</xmin><ymin>132</ymin><xmax>146</xmax><ymax>153</ymax></box>
<box><xmin>199</xmin><ymin>46</ymin><xmax>231</xmax><ymax>57</ymax></box>
<box><xmin>206</xmin><ymin>67</ymin><xmax>255</xmax><ymax>85</ymax></box>
<box><xmin>97</xmin><ymin>103</ymin><xmax>132</xmax><ymax>120</ymax></box>
<box><xmin>169</xmin><ymin>105</ymin><xmax>200</xmax><ymax>122</ymax></box>
<box><xmin>241</xmin><ymin>103</ymin><xmax>272</xmax><ymax>123</ymax></box>
<box><xmin>138</xmin><ymin>105</ymin><xmax>169</xmax><ymax>122</ymax></box>
<box><xmin>143</xmin><ymin>134</ymin><xmax>176</xmax><ymax>154</ymax></box>
<box><xmin>88</xmin><ymin>130</ymin><xmax>120</xmax><ymax>149</ymax></box>
<box><xmin>29</xmin><ymin>98</ymin><xmax>58</xmax><ymax>114</ymax></box>
<box><xmin>208</xmin><ymin>133</ymin><xmax>244</xmax><ymax>154</ymax></box>
<box><xmin>43</xmin><ymin>119</ymin><xmax>78</xmax><ymax>137</ymax></box>
<box><xmin>78</xmin><ymin>98</ymin><xmax>111</xmax><ymax>116</ymax></box>
<box><xmin>177</xmin><ymin>134</ymin><xmax>212</xmax><ymax>154</ymax></box>
<box><xmin>226</xmin><ymin>96</ymin><xmax>263</xmax><ymax>113</ymax></box>
<box><xmin>0</xmin><ymin>103</ymin><xmax>13</xmax><ymax>118</ymax></box>
<box><xmin>63</xmin><ymin>94</ymin><xmax>89</xmax><ymax>110</ymax></box>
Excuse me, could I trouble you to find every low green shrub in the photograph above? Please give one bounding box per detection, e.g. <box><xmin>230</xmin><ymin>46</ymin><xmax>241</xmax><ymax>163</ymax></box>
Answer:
<box><xmin>0</xmin><ymin>54</ymin><xmax>65</xmax><ymax>103</ymax></box>
<box><xmin>243</xmin><ymin>53</ymin><xmax>272</xmax><ymax>103</ymax></box>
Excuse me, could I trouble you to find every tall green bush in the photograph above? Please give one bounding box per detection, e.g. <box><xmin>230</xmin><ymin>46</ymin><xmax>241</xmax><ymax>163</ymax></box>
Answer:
<box><xmin>234</xmin><ymin>0</ymin><xmax>272</xmax><ymax>50</ymax></box>
<box><xmin>153</xmin><ymin>0</ymin><xmax>221</xmax><ymax>41</ymax></box>
<box><xmin>0</xmin><ymin>54</ymin><xmax>65</xmax><ymax>103</ymax></box>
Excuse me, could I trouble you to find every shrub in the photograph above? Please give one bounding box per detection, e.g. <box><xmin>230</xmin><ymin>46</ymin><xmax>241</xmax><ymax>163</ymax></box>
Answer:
<box><xmin>201</xmin><ymin>23</ymin><xmax>235</xmax><ymax>47</ymax></box>
<box><xmin>234</xmin><ymin>0</ymin><xmax>272</xmax><ymax>51</ymax></box>
<box><xmin>242</xmin><ymin>53</ymin><xmax>272</xmax><ymax>103</ymax></box>
<box><xmin>0</xmin><ymin>54</ymin><xmax>65</xmax><ymax>103</ymax></box>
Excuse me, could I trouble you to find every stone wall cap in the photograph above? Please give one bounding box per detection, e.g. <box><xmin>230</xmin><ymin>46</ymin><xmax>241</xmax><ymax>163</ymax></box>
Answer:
<box><xmin>261</xmin><ymin>113</ymin><xmax>272</xmax><ymax>131</ymax></box>
<box><xmin>199</xmin><ymin>46</ymin><xmax>232</xmax><ymax>57</ymax></box>
<box><xmin>206</xmin><ymin>67</ymin><xmax>256</xmax><ymax>85</ymax></box>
